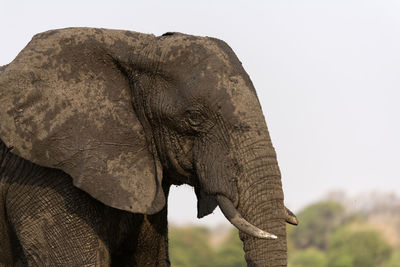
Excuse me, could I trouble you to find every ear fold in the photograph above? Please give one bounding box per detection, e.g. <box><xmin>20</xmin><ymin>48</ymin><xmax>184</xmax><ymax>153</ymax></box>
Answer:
<box><xmin>0</xmin><ymin>29</ymin><xmax>165</xmax><ymax>214</ymax></box>
<box><xmin>195</xmin><ymin>187</ymin><xmax>218</xmax><ymax>218</ymax></box>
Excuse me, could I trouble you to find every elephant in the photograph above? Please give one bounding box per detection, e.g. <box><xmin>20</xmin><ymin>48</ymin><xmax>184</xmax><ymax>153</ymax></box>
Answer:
<box><xmin>0</xmin><ymin>28</ymin><xmax>297</xmax><ymax>266</ymax></box>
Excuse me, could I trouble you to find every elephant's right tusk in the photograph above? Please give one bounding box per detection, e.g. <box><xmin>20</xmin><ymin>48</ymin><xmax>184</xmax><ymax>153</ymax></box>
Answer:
<box><xmin>216</xmin><ymin>195</ymin><xmax>278</xmax><ymax>240</ymax></box>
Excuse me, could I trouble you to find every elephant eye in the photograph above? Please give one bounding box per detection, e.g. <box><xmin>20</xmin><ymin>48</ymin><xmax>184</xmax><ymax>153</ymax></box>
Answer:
<box><xmin>186</xmin><ymin>110</ymin><xmax>204</xmax><ymax>127</ymax></box>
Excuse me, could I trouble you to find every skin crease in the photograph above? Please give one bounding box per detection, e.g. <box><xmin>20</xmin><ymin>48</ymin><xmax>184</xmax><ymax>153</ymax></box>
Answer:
<box><xmin>0</xmin><ymin>28</ymin><xmax>290</xmax><ymax>266</ymax></box>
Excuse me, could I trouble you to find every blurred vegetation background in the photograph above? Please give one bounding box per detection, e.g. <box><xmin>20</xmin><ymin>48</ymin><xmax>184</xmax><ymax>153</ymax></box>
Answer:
<box><xmin>169</xmin><ymin>192</ymin><xmax>400</xmax><ymax>267</ymax></box>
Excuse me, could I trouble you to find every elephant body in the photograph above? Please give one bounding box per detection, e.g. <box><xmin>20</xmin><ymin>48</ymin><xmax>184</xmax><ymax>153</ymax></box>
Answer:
<box><xmin>0</xmin><ymin>140</ymin><xmax>170</xmax><ymax>266</ymax></box>
<box><xmin>0</xmin><ymin>28</ymin><xmax>294</xmax><ymax>266</ymax></box>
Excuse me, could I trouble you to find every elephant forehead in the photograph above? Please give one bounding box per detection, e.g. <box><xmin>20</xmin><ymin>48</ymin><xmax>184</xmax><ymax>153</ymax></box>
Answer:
<box><xmin>158</xmin><ymin>35</ymin><xmax>262</xmax><ymax>124</ymax></box>
<box><xmin>185</xmin><ymin>66</ymin><xmax>262</xmax><ymax>129</ymax></box>
<box><xmin>219</xmin><ymin>73</ymin><xmax>263</xmax><ymax>121</ymax></box>
<box><xmin>157</xmin><ymin>34</ymin><xmax>245</xmax><ymax>76</ymax></box>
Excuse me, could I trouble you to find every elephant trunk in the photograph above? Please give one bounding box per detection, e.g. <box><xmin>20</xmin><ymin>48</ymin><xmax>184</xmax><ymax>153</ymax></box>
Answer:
<box><xmin>239</xmin><ymin>187</ymin><xmax>287</xmax><ymax>267</ymax></box>
<box><xmin>197</xmin><ymin>126</ymin><xmax>287</xmax><ymax>265</ymax></box>
<box><xmin>234</xmin><ymin>135</ymin><xmax>287</xmax><ymax>266</ymax></box>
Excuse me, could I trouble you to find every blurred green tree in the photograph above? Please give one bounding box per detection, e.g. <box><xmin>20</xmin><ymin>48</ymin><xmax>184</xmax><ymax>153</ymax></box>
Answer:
<box><xmin>327</xmin><ymin>226</ymin><xmax>393</xmax><ymax>267</ymax></box>
<box><xmin>289</xmin><ymin>201</ymin><xmax>346</xmax><ymax>250</ymax></box>
<box><xmin>388</xmin><ymin>250</ymin><xmax>400</xmax><ymax>267</ymax></box>
<box><xmin>169</xmin><ymin>226</ymin><xmax>217</xmax><ymax>267</ymax></box>
<box><xmin>214</xmin><ymin>229</ymin><xmax>246</xmax><ymax>267</ymax></box>
<box><xmin>288</xmin><ymin>248</ymin><xmax>327</xmax><ymax>267</ymax></box>
<box><xmin>169</xmin><ymin>226</ymin><xmax>246</xmax><ymax>266</ymax></box>
<box><xmin>169</xmin><ymin>199</ymin><xmax>400</xmax><ymax>267</ymax></box>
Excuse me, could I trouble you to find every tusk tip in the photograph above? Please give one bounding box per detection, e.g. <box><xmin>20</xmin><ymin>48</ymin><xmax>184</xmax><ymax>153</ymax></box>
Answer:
<box><xmin>262</xmin><ymin>233</ymin><xmax>278</xmax><ymax>240</ymax></box>
<box><xmin>257</xmin><ymin>229</ymin><xmax>278</xmax><ymax>239</ymax></box>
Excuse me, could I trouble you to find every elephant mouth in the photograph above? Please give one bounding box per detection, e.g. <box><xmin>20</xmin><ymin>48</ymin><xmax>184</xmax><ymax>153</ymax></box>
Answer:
<box><xmin>216</xmin><ymin>195</ymin><xmax>278</xmax><ymax>239</ymax></box>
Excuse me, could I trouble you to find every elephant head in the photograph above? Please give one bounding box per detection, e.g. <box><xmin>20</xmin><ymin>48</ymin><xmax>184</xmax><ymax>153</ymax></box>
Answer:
<box><xmin>0</xmin><ymin>28</ymin><xmax>295</xmax><ymax>266</ymax></box>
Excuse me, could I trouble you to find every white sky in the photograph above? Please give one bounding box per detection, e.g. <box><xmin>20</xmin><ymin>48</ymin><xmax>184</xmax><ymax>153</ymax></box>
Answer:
<box><xmin>1</xmin><ymin>0</ymin><xmax>399</xmax><ymax>227</ymax></box>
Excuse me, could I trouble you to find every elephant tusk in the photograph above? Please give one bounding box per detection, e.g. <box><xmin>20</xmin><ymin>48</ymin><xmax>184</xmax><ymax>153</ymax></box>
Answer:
<box><xmin>216</xmin><ymin>195</ymin><xmax>278</xmax><ymax>240</ymax></box>
<box><xmin>285</xmin><ymin>206</ymin><xmax>298</xmax><ymax>225</ymax></box>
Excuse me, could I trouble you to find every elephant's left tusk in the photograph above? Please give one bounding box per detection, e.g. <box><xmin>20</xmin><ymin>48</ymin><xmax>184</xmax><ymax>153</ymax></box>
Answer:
<box><xmin>285</xmin><ymin>206</ymin><xmax>298</xmax><ymax>225</ymax></box>
<box><xmin>216</xmin><ymin>195</ymin><xmax>278</xmax><ymax>240</ymax></box>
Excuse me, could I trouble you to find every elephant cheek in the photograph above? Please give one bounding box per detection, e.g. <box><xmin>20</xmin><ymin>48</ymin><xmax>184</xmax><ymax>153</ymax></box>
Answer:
<box><xmin>194</xmin><ymin>147</ymin><xmax>238</xmax><ymax>204</ymax></box>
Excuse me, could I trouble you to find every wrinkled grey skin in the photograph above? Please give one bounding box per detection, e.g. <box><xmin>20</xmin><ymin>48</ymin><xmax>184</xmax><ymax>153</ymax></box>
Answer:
<box><xmin>0</xmin><ymin>28</ymin><xmax>290</xmax><ymax>266</ymax></box>
<box><xmin>0</xmin><ymin>140</ymin><xmax>170</xmax><ymax>266</ymax></box>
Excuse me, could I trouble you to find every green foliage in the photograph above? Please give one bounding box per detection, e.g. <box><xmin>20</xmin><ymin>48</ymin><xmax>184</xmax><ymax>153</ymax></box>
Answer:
<box><xmin>388</xmin><ymin>251</ymin><xmax>400</xmax><ymax>267</ymax></box>
<box><xmin>327</xmin><ymin>227</ymin><xmax>393</xmax><ymax>267</ymax></box>
<box><xmin>169</xmin><ymin>226</ymin><xmax>218</xmax><ymax>267</ymax></box>
<box><xmin>287</xmin><ymin>200</ymin><xmax>398</xmax><ymax>267</ymax></box>
<box><xmin>169</xmin><ymin>226</ymin><xmax>246</xmax><ymax>267</ymax></box>
<box><xmin>169</xmin><ymin>200</ymin><xmax>400</xmax><ymax>267</ymax></box>
<box><xmin>214</xmin><ymin>229</ymin><xmax>246</xmax><ymax>267</ymax></box>
<box><xmin>289</xmin><ymin>201</ymin><xmax>346</xmax><ymax>250</ymax></box>
<box><xmin>289</xmin><ymin>248</ymin><xmax>327</xmax><ymax>267</ymax></box>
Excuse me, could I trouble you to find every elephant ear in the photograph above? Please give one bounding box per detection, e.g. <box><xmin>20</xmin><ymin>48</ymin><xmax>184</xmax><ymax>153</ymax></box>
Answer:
<box><xmin>195</xmin><ymin>187</ymin><xmax>218</xmax><ymax>218</ymax></box>
<box><xmin>0</xmin><ymin>29</ymin><xmax>165</xmax><ymax>214</ymax></box>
